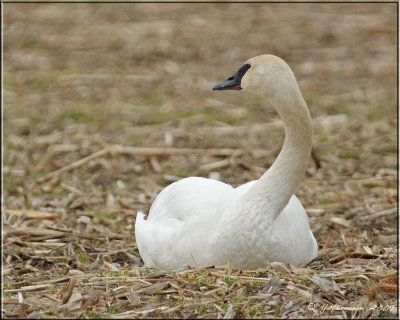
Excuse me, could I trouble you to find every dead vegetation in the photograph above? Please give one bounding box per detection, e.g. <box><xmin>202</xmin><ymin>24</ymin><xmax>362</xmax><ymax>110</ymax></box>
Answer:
<box><xmin>3</xmin><ymin>3</ymin><xmax>398</xmax><ymax>319</ymax></box>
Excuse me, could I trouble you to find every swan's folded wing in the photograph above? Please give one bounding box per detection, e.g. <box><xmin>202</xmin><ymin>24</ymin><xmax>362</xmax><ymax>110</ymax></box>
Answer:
<box><xmin>135</xmin><ymin>177</ymin><xmax>237</xmax><ymax>268</ymax></box>
<box><xmin>146</xmin><ymin>177</ymin><xmax>235</xmax><ymax>223</ymax></box>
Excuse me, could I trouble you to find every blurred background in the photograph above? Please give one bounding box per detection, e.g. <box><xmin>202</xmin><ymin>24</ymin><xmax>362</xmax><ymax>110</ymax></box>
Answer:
<box><xmin>3</xmin><ymin>3</ymin><xmax>397</xmax><ymax>318</ymax></box>
<box><xmin>4</xmin><ymin>2</ymin><xmax>397</xmax><ymax>191</ymax></box>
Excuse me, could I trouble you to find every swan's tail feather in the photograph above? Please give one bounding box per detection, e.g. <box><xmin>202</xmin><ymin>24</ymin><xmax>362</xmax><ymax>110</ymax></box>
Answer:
<box><xmin>135</xmin><ymin>211</ymin><xmax>151</xmax><ymax>266</ymax></box>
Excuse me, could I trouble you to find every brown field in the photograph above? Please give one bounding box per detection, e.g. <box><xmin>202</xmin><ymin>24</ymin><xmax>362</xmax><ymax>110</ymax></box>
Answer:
<box><xmin>3</xmin><ymin>3</ymin><xmax>398</xmax><ymax>319</ymax></box>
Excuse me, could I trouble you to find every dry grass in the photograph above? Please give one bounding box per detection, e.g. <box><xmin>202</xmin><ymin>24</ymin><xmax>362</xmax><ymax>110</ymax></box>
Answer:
<box><xmin>3</xmin><ymin>3</ymin><xmax>398</xmax><ymax>319</ymax></box>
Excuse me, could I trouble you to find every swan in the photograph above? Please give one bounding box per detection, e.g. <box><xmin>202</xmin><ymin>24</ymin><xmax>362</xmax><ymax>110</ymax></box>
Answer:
<box><xmin>135</xmin><ymin>54</ymin><xmax>318</xmax><ymax>270</ymax></box>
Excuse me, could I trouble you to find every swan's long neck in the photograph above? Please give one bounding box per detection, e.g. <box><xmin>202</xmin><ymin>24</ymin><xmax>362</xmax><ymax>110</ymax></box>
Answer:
<box><xmin>213</xmin><ymin>87</ymin><xmax>312</xmax><ymax>264</ymax></box>
<box><xmin>241</xmin><ymin>89</ymin><xmax>312</xmax><ymax>220</ymax></box>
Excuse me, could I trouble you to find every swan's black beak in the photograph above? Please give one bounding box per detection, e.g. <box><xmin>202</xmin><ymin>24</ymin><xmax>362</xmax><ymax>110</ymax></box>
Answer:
<box><xmin>212</xmin><ymin>63</ymin><xmax>251</xmax><ymax>90</ymax></box>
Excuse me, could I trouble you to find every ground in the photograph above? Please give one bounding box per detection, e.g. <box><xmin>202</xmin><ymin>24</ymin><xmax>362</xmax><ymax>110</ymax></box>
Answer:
<box><xmin>2</xmin><ymin>3</ymin><xmax>398</xmax><ymax>319</ymax></box>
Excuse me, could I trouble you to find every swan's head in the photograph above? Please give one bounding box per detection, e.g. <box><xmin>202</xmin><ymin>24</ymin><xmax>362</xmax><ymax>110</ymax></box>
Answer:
<box><xmin>213</xmin><ymin>54</ymin><xmax>299</xmax><ymax>102</ymax></box>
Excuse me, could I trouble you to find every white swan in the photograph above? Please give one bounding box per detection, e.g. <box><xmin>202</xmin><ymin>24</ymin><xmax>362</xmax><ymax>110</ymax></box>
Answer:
<box><xmin>135</xmin><ymin>54</ymin><xmax>318</xmax><ymax>270</ymax></box>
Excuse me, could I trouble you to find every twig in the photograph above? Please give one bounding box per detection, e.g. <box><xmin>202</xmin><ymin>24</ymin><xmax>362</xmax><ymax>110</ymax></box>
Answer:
<box><xmin>36</xmin><ymin>148</ymin><xmax>109</xmax><ymax>184</ymax></box>
<box><xmin>311</xmin><ymin>148</ymin><xmax>322</xmax><ymax>169</ymax></box>
<box><xmin>60</xmin><ymin>276</ymin><xmax>78</xmax><ymax>305</ymax></box>
<box><xmin>113</xmin><ymin>306</ymin><xmax>168</xmax><ymax>317</ymax></box>
<box><xmin>4</xmin><ymin>284</ymin><xmax>51</xmax><ymax>293</ymax></box>
<box><xmin>200</xmin><ymin>159</ymin><xmax>233</xmax><ymax>171</ymax></box>
<box><xmin>109</xmin><ymin>144</ymin><xmax>262</xmax><ymax>157</ymax></box>
<box><xmin>3</xmin><ymin>228</ymin><xmax>65</xmax><ymax>240</ymax></box>
<box><xmin>5</xmin><ymin>209</ymin><xmax>60</xmax><ymax>220</ymax></box>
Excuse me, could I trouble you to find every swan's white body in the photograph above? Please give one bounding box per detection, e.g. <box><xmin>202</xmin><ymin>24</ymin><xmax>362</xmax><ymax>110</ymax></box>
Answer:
<box><xmin>135</xmin><ymin>55</ymin><xmax>318</xmax><ymax>269</ymax></box>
